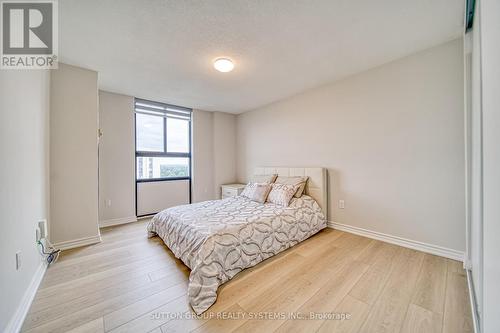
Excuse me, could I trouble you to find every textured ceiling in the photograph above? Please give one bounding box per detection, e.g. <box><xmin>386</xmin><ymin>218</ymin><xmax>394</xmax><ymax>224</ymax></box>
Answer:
<box><xmin>59</xmin><ymin>0</ymin><xmax>464</xmax><ymax>113</ymax></box>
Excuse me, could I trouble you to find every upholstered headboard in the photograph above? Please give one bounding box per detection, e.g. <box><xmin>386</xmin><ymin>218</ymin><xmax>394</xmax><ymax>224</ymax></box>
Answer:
<box><xmin>254</xmin><ymin>167</ymin><xmax>328</xmax><ymax>216</ymax></box>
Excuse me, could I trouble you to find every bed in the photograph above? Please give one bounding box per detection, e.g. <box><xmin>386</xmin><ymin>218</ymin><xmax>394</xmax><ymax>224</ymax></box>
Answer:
<box><xmin>147</xmin><ymin>167</ymin><xmax>328</xmax><ymax>314</ymax></box>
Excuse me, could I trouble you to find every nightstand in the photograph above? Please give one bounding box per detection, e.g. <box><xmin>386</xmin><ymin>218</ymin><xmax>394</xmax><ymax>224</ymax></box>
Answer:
<box><xmin>221</xmin><ymin>183</ymin><xmax>246</xmax><ymax>199</ymax></box>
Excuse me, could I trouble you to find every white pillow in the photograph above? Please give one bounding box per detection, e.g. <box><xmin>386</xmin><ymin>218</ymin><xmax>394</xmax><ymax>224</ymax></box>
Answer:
<box><xmin>266</xmin><ymin>183</ymin><xmax>300</xmax><ymax>207</ymax></box>
<box><xmin>240</xmin><ymin>183</ymin><xmax>272</xmax><ymax>203</ymax></box>
<box><xmin>275</xmin><ymin>176</ymin><xmax>308</xmax><ymax>197</ymax></box>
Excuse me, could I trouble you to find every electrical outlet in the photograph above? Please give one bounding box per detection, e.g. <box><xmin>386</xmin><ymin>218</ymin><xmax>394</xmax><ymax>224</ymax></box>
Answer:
<box><xmin>339</xmin><ymin>200</ymin><xmax>345</xmax><ymax>209</ymax></box>
<box><xmin>38</xmin><ymin>219</ymin><xmax>47</xmax><ymax>239</ymax></box>
<box><xmin>15</xmin><ymin>251</ymin><xmax>22</xmax><ymax>270</ymax></box>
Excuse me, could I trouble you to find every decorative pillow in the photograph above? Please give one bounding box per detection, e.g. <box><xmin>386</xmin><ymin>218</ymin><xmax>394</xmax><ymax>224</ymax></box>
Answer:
<box><xmin>267</xmin><ymin>183</ymin><xmax>300</xmax><ymax>207</ymax></box>
<box><xmin>240</xmin><ymin>183</ymin><xmax>272</xmax><ymax>203</ymax></box>
<box><xmin>249</xmin><ymin>174</ymin><xmax>278</xmax><ymax>184</ymax></box>
<box><xmin>275</xmin><ymin>176</ymin><xmax>309</xmax><ymax>197</ymax></box>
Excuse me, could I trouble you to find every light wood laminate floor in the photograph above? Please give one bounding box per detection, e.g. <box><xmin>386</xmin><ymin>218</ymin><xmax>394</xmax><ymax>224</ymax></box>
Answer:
<box><xmin>22</xmin><ymin>220</ymin><xmax>473</xmax><ymax>333</ymax></box>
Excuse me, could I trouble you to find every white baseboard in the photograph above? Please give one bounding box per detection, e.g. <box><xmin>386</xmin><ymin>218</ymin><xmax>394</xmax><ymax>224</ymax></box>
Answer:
<box><xmin>328</xmin><ymin>221</ymin><xmax>464</xmax><ymax>262</ymax></box>
<box><xmin>463</xmin><ymin>257</ymin><xmax>473</xmax><ymax>270</ymax></box>
<box><xmin>53</xmin><ymin>234</ymin><xmax>102</xmax><ymax>251</ymax></box>
<box><xmin>99</xmin><ymin>216</ymin><xmax>137</xmax><ymax>228</ymax></box>
<box><xmin>4</xmin><ymin>261</ymin><xmax>47</xmax><ymax>333</ymax></box>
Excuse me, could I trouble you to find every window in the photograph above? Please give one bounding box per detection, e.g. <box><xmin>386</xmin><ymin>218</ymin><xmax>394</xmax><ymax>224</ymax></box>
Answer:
<box><xmin>136</xmin><ymin>113</ymin><xmax>164</xmax><ymax>152</ymax></box>
<box><xmin>135</xmin><ymin>98</ymin><xmax>191</xmax><ymax>181</ymax></box>
<box><xmin>136</xmin><ymin>157</ymin><xmax>189</xmax><ymax>179</ymax></box>
<box><xmin>166</xmin><ymin>118</ymin><xmax>189</xmax><ymax>153</ymax></box>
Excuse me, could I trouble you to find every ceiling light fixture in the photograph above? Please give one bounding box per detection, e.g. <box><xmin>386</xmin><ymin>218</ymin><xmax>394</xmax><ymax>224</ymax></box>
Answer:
<box><xmin>213</xmin><ymin>58</ymin><xmax>234</xmax><ymax>73</ymax></box>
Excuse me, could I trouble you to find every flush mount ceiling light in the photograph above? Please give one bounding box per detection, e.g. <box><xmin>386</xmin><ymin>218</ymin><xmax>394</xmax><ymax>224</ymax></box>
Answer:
<box><xmin>213</xmin><ymin>58</ymin><xmax>234</xmax><ymax>73</ymax></box>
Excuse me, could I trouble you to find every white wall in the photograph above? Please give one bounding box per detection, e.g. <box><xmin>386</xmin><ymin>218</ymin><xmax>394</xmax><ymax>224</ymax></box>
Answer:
<box><xmin>236</xmin><ymin>39</ymin><xmax>465</xmax><ymax>252</ymax></box>
<box><xmin>0</xmin><ymin>70</ymin><xmax>50</xmax><ymax>332</ymax></box>
<box><xmin>98</xmin><ymin>91</ymin><xmax>136</xmax><ymax>224</ymax></box>
<box><xmin>192</xmin><ymin>109</ymin><xmax>215</xmax><ymax>202</ymax></box>
<box><xmin>50</xmin><ymin>63</ymin><xmax>100</xmax><ymax>245</ymax></box>
<box><xmin>213</xmin><ymin>112</ymin><xmax>237</xmax><ymax>198</ymax></box>
<box><xmin>192</xmin><ymin>109</ymin><xmax>237</xmax><ymax>202</ymax></box>
<box><xmin>96</xmin><ymin>101</ymin><xmax>236</xmax><ymax>216</ymax></box>
<box><xmin>137</xmin><ymin>180</ymin><xmax>190</xmax><ymax>216</ymax></box>
<box><xmin>479</xmin><ymin>0</ymin><xmax>500</xmax><ymax>331</ymax></box>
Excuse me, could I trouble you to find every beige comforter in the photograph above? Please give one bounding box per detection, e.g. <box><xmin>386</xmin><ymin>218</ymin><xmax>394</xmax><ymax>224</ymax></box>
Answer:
<box><xmin>147</xmin><ymin>195</ymin><xmax>326</xmax><ymax>314</ymax></box>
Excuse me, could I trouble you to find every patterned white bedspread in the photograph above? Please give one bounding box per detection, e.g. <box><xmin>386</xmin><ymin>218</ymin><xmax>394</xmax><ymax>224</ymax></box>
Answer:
<box><xmin>147</xmin><ymin>195</ymin><xmax>326</xmax><ymax>314</ymax></box>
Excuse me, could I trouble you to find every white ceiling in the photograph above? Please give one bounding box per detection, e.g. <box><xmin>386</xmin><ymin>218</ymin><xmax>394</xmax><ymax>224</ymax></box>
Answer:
<box><xmin>59</xmin><ymin>0</ymin><xmax>464</xmax><ymax>113</ymax></box>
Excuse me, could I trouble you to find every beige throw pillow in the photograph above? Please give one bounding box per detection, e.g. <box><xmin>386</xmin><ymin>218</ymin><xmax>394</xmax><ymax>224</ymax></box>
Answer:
<box><xmin>240</xmin><ymin>183</ymin><xmax>272</xmax><ymax>203</ymax></box>
<box><xmin>267</xmin><ymin>183</ymin><xmax>299</xmax><ymax>207</ymax></box>
<box><xmin>249</xmin><ymin>174</ymin><xmax>278</xmax><ymax>184</ymax></box>
<box><xmin>275</xmin><ymin>176</ymin><xmax>308</xmax><ymax>197</ymax></box>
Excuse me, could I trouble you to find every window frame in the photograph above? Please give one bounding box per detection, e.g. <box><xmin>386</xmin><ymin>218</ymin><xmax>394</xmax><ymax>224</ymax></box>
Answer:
<box><xmin>134</xmin><ymin>98</ymin><xmax>192</xmax><ymax>183</ymax></box>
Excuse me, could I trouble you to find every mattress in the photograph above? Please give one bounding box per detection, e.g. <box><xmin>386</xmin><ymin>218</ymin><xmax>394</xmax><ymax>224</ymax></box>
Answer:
<box><xmin>147</xmin><ymin>194</ymin><xmax>326</xmax><ymax>314</ymax></box>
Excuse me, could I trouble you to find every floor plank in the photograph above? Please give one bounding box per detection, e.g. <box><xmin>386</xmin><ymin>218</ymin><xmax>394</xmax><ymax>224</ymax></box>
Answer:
<box><xmin>66</xmin><ymin>318</ymin><xmax>104</xmax><ymax>333</ymax></box>
<box><xmin>31</xmin><ymin>254</ymin><xmax>184</xmax><ymax>313</ymax></box>
<box><xmin>316</xmin><ymin>295</ymin><xmax>369</xmax><ymax>333</ymax></box>
<box><xmin>21</xmin><ymin>221</ymin><xmax>472</xmax><ymax>333</ymax></box>
<box><xmin>234</xmin><ymin>235</ymin><xmax>373</xmax><ymax>332</ymax></box>
<box><xmin>23</xmin><ymin>274</ymin><xmax>187</xmax><ymax>332</ymax></box>
<box><xmin>442</xmin><ymin>260</ymin><xmax>474</xmax><ymax>333</ymax></box>
<box><xmin>191</xmin><ymin>304</ymin><xmax>247</xmax><ymax>333</ymax></box>
<box><xmin>400</xmin><ymin>304</ymin><xmax>442</xmax><ymax>333</ymax></box>
<box><xmin>107</xmin><ymin>295</ymin><xmax>190</xmax><ymax>333</ymax></box>
<box><xmin>348</xmin><ymin>242</ymin><xmax>398</xmax><ymax>305</ymax></box>
<box><xmin>411</xmin><ymin>254</ymin><xmax>448</xmax><ymax>314</ymax></box>
<box><xmin>358</xmin><ymin>248</ymin><xmax>425</xmax><ymax>333</ymax></box>
<box><xmin>274</xmin><ymin>260</ymin><xmax>369</xmax><ymax>332</ymax></box>
<box><xmin>103</xmin><ymin>283</ymin><xmax>187</xmax><ymax>331</ymax></box>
